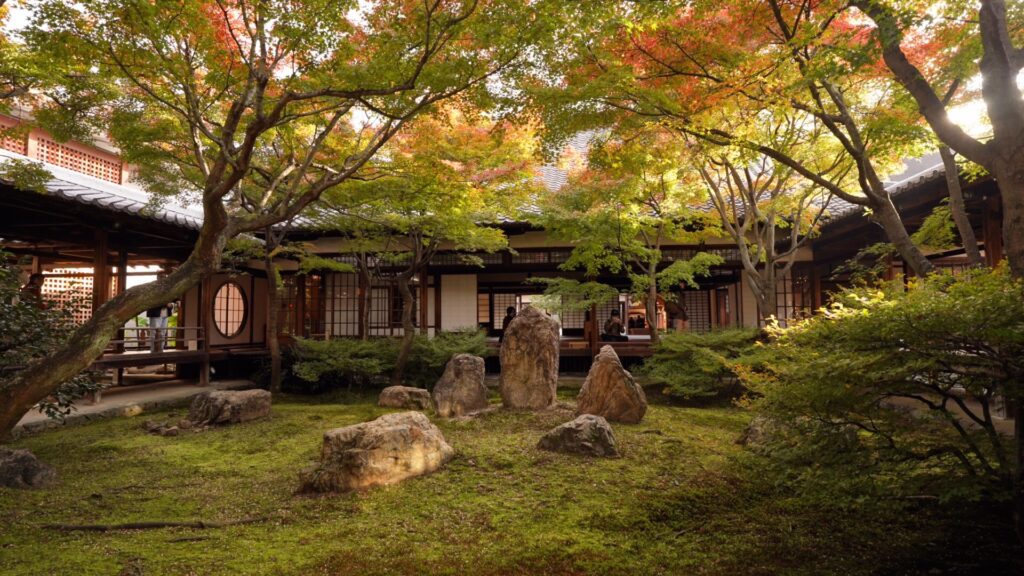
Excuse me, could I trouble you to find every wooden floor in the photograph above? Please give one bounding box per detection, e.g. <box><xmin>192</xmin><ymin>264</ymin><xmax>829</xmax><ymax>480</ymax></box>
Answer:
<box><xmin>91</xmin><ymin>345</ymin><xmax>269</xmax><ymax>369</ymax></box>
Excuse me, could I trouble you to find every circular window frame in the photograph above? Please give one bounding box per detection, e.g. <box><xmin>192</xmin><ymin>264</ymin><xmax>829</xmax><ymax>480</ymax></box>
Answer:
<box><xmin>213</xmin><ymin>281</ymin><xmax>248</xmax><ymax>339</ymax></box>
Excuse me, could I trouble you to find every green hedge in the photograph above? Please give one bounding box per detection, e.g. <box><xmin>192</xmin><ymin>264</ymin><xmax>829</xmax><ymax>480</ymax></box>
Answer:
<box><xmin>639</xmin><ymin>328</ymin><xmax>761</xmax><ymax>400</ymax></box>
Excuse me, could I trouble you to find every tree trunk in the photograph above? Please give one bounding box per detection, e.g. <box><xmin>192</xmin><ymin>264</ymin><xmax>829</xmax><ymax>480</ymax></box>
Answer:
<box><xmin>992</xmin><ymin>160</ymin><xmax>1024</xmax><ymax>278</ymax></box>
<box><xmin>0</xmin><ymin>210</ymin><xmax>229</xmax><ymax>440</ymax></box>
<box><xmin>940</xmin><ymin>147</ymin><xmax>985</xmax><ymax>267</ymax></box>
<box><xmin>647</xmin><ymin>263</ymin><xmax>659</xmax><ymax>344</ymax></box>
<box><xmin>264</xmin><ymin>248</ymin><xmax>283</xmax><ymax>393</ymax></box>
<box><xmin>390</xmin><ymin>275</ymin><xmax>416</xmax><ymax>387</ymax></box>
<box><xmin>874</xmin><ymin>195</ymin><xmax>936</xmax><ymax>277</ymax></box>
<box><xmin>759</xmin><ymin>268</ymin><xmax>779</xmax><ymax>325</ymax></box>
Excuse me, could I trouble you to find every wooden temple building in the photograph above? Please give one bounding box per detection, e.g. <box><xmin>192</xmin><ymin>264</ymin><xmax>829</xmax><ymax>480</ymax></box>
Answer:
<box><xmin>0</xmin><ymin>113</ymin><xmax>1009</xmax><ymax>381</ymax></box>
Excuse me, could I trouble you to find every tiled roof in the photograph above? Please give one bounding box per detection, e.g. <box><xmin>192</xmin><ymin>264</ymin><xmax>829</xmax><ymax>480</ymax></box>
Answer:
<box><xmin>0</xmin><ymin>149</ymin><xmax>203</xmax><ymax>230</ymax></box>
<box><xmin>824</xmin><ymin>152</ymin><xmax>945</xmax><ymax>220</ymax></box>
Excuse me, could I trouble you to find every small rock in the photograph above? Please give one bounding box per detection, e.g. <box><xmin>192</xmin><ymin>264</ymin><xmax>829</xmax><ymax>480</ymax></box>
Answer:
<box><xmin>188</xmin><ymin>389</ymin><xmax>272</xmax><ymax>426</ymax></box>
<box><xmin>177</xmin><ymin>419</ymin><xmax>193</xmax><ymax>430</ymax></box>
<box><xmin>159</xmin><ymin>426</ymin><xmax>179</xmax><ymax>437</ymax></box>
<box><xmin>378</xmin><ymin>386</ymin><xmax>432</xmax><ymax>410</ymax></box>
<box><xmin>143</xmin><ymin>420</ymin><xmax>163</xmax><ymax>433</ymax></box>
<box><xmin>122</xmin><ymin>405</ymin><xmax>143</xmax><ymax>418</ymax></box>
<box><xmin>0</xmin><ymin>448</ymin><xmax>57</xmax><ymax>488</ymax></box>
<box><xmin>432</xmin><ymin>354</ymin><xmax>488</xmax><ymax>418</ymax></box>
<box><xmin>537</xmin><ymin>414</ymin><xmax>619</xmax><ymax>457</ymax></box>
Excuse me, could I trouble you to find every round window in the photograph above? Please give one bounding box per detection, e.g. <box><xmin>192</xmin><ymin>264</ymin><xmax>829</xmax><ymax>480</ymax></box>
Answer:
<box><xmin>213</xmin><ymin>281</ymin><xmax>246</xmax><ymax>338</ymax></box>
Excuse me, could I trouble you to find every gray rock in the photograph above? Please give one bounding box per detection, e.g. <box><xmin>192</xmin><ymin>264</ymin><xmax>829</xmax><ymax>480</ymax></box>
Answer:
<box><xmin>433</xmin><ymin>354</ymin><xmax>488</xmax><ymax>418</ymax></box>
<box><xmin>537</xmin><ymin>414</ymin><xmax>619</xmax><ymax>457</ymax></box>
<box><xmin>378</xmin><ymin>386</ymin><xmax>433</xmax><ymax>410</ymax></box>
<box><xmin>499</xmin><ymin>306</ymin><xmax>559</xmax><ymax>410</ymax></box>
<box><xmin>187</xmin><ymin>389</ymin><xmax>271</xmax><ymax>426</ymax></box>
<box><xmin>0</xmin><ymin>448</ymin><xmax>57</xmax><ymax>488</ymax></box>
<box><xmin>576</xmin><ymin>345</ymin><xmax>647</xmax><ymax>423</ymax></box>
<box><xmin>300</xmin><ymin>411</ymin><xmax>454</xmax><ymax>492</ymax></box>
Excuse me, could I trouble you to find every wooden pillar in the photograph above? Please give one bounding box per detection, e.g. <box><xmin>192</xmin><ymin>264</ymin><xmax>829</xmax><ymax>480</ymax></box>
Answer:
<box><xmin>419</xmin><ymin>271</ymin><xmax>429</xmax><ymax>335</ymax></box>
<box><xmin>296</xmin><ymin>275</ymin><xmax>307</xmax><ymax>338</ymax></box>
<box><xmin>588</xmin><ymin>303</ymin><xmax>598</xmax><ymax>356</ymax></box>
<box><xmin>92</xmin><ymin>229</ymin><xmax>110</xmax><ymax>313</ymax></box>
<box><xmin>114</xmin><ymin>248</ymin><xmax>128</xmax><ymax>386</ymax></box>
<box><xmin>434</xmin><ymin>274</ymin><xmax>442</xmax><ymax>331</ymax></box>
<box><xmin>199</xmin><ymin>276</ymin><xmax>212</xmax><ymax>386</ymax></box>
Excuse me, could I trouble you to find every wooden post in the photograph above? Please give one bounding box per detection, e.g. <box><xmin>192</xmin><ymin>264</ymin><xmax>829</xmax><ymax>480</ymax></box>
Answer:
<box><xmin>418</xmin><ymin>271</ymin><xmax>428</xmax><ymax>335</ymax></box>
<box><xmin>92</xmin><ymin>229</ymin><xmax>110</xmax><ymax>314</ymax></box>
<box><xmin>114</xmin><ymin>248</ymin><xmax>128</xmax><ymax>387</ymax></box>
<box><xmin>588</xmin><ymin>303</ymin><xmax>598</xmax><ymax>356</ymax></box>
<box><xmin>433</xmin><ymin>274</ymin><xmax>442</xmax><ymax>334</ymax></box>
<box><xmin>199</xmin><ymin>276</ymin><xmax>212</xmax><ymax>386</ymax></box>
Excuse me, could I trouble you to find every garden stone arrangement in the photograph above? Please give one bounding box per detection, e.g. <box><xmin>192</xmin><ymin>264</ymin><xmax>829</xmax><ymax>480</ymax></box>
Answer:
<box><xmin>499</xmin><ymin>306</ymin><xmax>560</xmax><ymax>410</ymax></box>
<box><xmin>576</xmin><ymin>345</ymin><xmax>647</xmax><ymax>423</ymax></box>
<box><xmin>378</xmin><ymin>385</ymin><xmax>433</xmax><ymax>411</ymax></box>
<box><xmin>300</xmin><ymin>411</ymin><xmax>454</xmax><ymax>492</ymax></box>
<box><xmin>537</xmin><ymin>414</ymin><xmax>619</xmax><ymax>457</ymax></box>
<box><xmin>187</xmin><ymin>389</ymin><xmax>272</xmax><ymax>426</ymax></box>
<box><xmin>432</xmin><ymin>353</ymin><xmax>489</xmax><ymax>418</ymax></box>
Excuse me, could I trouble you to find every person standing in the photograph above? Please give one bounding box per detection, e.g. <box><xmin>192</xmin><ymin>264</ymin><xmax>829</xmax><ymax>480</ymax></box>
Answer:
<box><xmin>499</xmin><ymin>306</ymin><xmax>517</xmax><ymax>343</ymax></box>
<box><xmin>146</xmin><ymin>301</ymin><xmax>175</xmax><ymax>353</ymax></box>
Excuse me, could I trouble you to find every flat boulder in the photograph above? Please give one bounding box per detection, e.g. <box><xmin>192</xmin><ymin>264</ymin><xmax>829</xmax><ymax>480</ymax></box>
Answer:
<box><xmin>0</xmin><ymin>448</ymin><xmax>57</xmax><ymax>488</ymax></box>
<box><xmin>187</xmin><ymin>389</ymin><xmax>271</xmax><ymax>426</ymax></box>
<box><xmin>432</xmin><ymin>354</ymin><xmax>488</xmax><ymax>418</ymax></box>
<box><xmin>537</xmin><ymin>414</ymin><xmax>619</xmax><ymax>457</ymax></box>
<box><xmin>300</xmin><ymin>411</ymin><xmax>454</xmax><ymax>492</ymax></box>
<box><xmin>499</xmin><ymin>306</ymin><xmax>559</xmax><ymax>410</ymax></box>
<box><xmin>576</xmin><ymin>345</ymin><xmax>647</xmax><ymax>424</ymax></box>
<box><xmin>378</xmin><ymin>386</ymin><xmax>433</xmax><ymax>411</ymax></box>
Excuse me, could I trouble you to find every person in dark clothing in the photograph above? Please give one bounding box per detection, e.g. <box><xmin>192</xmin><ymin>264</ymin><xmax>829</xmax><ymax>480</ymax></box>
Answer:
<box><xmin>146</xmin><ymin>302</ymin><xmax>175</xmax><ymax>353</ymax></box>
<box><xmin>499</xmin><ymin>306</ymin><xmax>516</xmax><ymax>342</ymax></box>
<box><xmin>601</xmin><ymin>309</ymin><xmax>629</xmax><ymax>342</ymax></box>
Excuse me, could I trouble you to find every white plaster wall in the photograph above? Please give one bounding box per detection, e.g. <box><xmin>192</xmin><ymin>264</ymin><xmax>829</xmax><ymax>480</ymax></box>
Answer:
<box><xmin>440</xmin><ymin>274</ymin><xmax>478</xmax><ymax>331</ymax></box>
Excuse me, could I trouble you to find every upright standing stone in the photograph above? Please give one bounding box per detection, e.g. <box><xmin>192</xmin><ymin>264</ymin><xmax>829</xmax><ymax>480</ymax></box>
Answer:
<box><xmin>576</xmin><ymin>345</ymin><xmax>647</xmax><ymax>423</ymax></box>
<box><xmin>433</xmin><ymin>354</ymin><xmax>488</xmax><ymax>417</ymax></box>
<box><xmin>499</xmin><ymin>306</ymin><xmax>559</xmax><ymax>409</ymax></box>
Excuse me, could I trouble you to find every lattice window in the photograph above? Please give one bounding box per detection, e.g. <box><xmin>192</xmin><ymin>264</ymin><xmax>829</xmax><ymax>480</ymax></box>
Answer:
<box><xmin>323</xmin><ymin>273</ymin><xmax>359</xmax><ymax>337</ymax></box>
<box><xmin>41</xmin><ymin>269</ymin><xmax>93</xmax><ymax>324</ymax></box>
<box><xmin>213</xmin><ymin>282</ymin><xmax>246</xmax><ymax>337</ymax></box>
<box><xmin>510</xmin><ymin>251</ymin><xmax>549</xmax><ymax>264</ymax></box>
<box><xmin>37</xmin><ymin>138</ymin><xmax>122</xmax><ymax>183</ymax></box>
<box><xmin>0</xmin><ymin>128</ymin><xmax>26</xmax><ymax>155</ymax></box>
<box><xmin>681</xmin><ymin>291</ymin><xmax>712</xmax><ymax>333</ymax></box>
<box><xmin>477</xmin><ymin>293</ymin><xmax>490</xmax><ymax>325</ymax></box>
<box><xmin>775</xmin><ymin>269</ymin><xmax>813</xmax><ymax>326</ymax></box>
<box><xmin>560</xmin><ymin>298</ymin><xmax>586</xmax><ymax>330</ymax></box>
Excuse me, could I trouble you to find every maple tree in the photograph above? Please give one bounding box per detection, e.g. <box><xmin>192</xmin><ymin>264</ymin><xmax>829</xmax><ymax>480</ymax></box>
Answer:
<box><xmin>0</xmin><ymin>0</ymin><xmax>568</xmax><ymax>439</ymax></box>
<box><xmin>312</xmin><ymin>109</ymin><xmax>538</xmax><ymax>386</ymax></box>
<box><xmin>537</xmin><ymin>0</ymin><xmax>939</xmax><ymax>277</ymax></box>
<box><xmin>536</xmin><ymin>130</ymin><xmax>721</xmax><ymax>344</ymax></box>
<box><xmin>851</xmin><ymin>0</ymin><xmax>1023</xmax><ymax>277</ymax></box>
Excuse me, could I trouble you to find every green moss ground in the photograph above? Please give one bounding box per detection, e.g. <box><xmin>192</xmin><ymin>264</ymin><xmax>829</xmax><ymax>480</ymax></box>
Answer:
<box><xmin>0</xmin><ymin>390</ymin><xmax>1018</xmax><ymax>575</ymax></box>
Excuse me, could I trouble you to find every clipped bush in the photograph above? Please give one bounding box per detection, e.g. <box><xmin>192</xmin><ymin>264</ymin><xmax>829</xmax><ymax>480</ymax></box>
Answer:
<box><xmin>404</xmin><ymin>329</ymin><xmax>491</xmax><ymax>389</ymax></box>
<box><xmin>639</xmin><ymin>328</ymin><xmax>761</xmax><ymax>400</ymax></box>
<box><xmin>287</xmin><ymin>329</ymin><xmax>490</xmax><ymax>392</ymax></box>
<box><xmin>288</xmin><ymin>338</ymin><xmax>397</xmax><ymax>393</ymax></box>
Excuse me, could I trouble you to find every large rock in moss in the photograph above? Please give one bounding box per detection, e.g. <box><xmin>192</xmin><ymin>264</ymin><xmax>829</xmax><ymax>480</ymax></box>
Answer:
<box><xmin>537</xmin><ymin>414</ymin><xmax>619</xmax><ymax>457</ymax></box>
<box><xmin>300</xmin><ymin>411</ymin><xmax>454</xmax><ymax>492</ymax></box>
<box><xmin>576</xmin><ymin>345</ymin><xmax>647</xmax><ymax>423</ymax></box>
<box><xmin>499</xmin><ymin>306</ymin><xmax>559</xmax><ymax>410</ymax></box>
<box><xmin>378</xmin><ymin>386</ymin><xmax>433</xmax><ymax>411</ymax></box>
<box><xmin>0</xmin><ymin>448</ymin><xmax>57</xmax><ymax>488</ymax></box>
<box><xmin>432</xmin><ymin>354</ymin><xmax>488</xmax><ymax>418</ymax></box>
<box><xmin>187</xmin><ymin>389</ymin><xmax>271</xmax><ymax>426</ymax></box>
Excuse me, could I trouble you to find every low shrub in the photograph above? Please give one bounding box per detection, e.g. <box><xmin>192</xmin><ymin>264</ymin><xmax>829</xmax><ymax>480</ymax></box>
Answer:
<box><xmin>404</xmin><ymin>329</ymin><xmax>491</xmax><ymax>388</ymax></box>
<box><xmin>287</xmin><ymin>329</ymin><xmax>490</xmax><ymax>392</ymax></box>
<box><xmin>737</xmin><ymin>266</ymin><xmax>1024</xmax><ymax>534</ymax></box>
<box><xmin>639</xmin><ymin>328</ymin><xmax>761</xmax><ymax>400</ymax></box>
